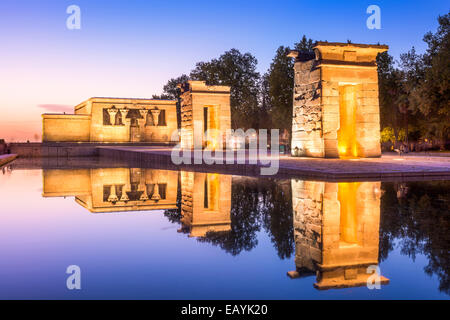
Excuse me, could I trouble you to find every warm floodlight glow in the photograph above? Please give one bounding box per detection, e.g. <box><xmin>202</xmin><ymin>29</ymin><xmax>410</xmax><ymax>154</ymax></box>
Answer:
<box><xmin>338</xmin><ymin>85</ymin><xmax>358</xmax><ymax>159</ymax></box>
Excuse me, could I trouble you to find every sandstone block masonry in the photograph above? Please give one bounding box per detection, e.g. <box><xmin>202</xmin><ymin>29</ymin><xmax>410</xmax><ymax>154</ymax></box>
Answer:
<box><xmin>290</xmin><ymin>180</ymin><xmax>389</xmax><ymax>290</ymax></box>
<box><xmin>42</xmin><ymin>97</ymin><xmax>178</xmax><ymax>143</ymax></box>
<box><xmin>288</xmin><ymin>42</ymin><xmax>388</xmax><ymax>158</ymax></box>
<box><xmin>179</xmin><ymin>81</ymin><xmax>231</xmax><ymax>150</ymax></box>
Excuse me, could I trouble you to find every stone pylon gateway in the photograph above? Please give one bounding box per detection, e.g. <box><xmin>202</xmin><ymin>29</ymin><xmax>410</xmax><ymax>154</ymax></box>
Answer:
<box><xmin>178</xmin><ymin>81</ymin><xmax>231</xmax><ymax>150</ymax></box>
<box><xmin>288</xmin><ymin>42</ymin><xmax>388</xmax><ymax>158</ymax></box>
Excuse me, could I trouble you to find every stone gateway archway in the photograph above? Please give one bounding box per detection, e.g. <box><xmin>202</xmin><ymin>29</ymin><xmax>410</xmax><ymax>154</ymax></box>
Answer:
<box><xmin>289</xmin><ymin>42</ymin><xmax>388</xmax><ymax>158</ymax></box>
<box><xmin>178</xmin><ymin>81</ymin><xmax>231</xmax><ymax>150</ymax></box>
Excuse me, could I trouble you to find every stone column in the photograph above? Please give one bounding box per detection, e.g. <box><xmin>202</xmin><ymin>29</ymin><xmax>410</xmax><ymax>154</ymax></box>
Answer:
<box><xmin>138</xmin><ymin>109</ymin><xmax>148</xmax><ymax>141</ymax></box>
<box><xmin>151</xmin><ymin>183</ymin><xmax>161</xmax><ymax>201</ymax></box>
<box><xmin>120</xmin><ymin>185</ymin><xmax>129</xmax><ymax>202</ymax></box>
<box><xmin>120</xmin><ymin>108</ymin><xmax>131</xmax><ymax>141</ymax></box>
<box><xmin>107</xmin><ymin>185</ymin><xmax>119</xmax><ymax>203</ymax></box>
<box><xmin>119</xmin><ymin>108</ymin><xmax>129</xmax><ymax>121</ymax></box>
<box><xmin>139</xmin><ymin>185</ymin><xmax>149</xmax><ymax>201</ymax></box>
<box><xmin>107</xmin><ymin>108</ymin><xmax>118</xmax><ymax>126</ymax></box>
<box><xmin>151</xmin><ymin>109</ymin><xmax>161</xmax><ymax>126</ymax></box>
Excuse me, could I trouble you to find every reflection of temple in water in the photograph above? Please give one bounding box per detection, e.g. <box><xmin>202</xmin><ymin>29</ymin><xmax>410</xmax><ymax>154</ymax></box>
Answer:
<box><xmin>42</xmin><ymin>168</ymin><xmax>232</xmax><ymax>237</ymax></box>
<box><xmin>179</xmin><ymin>172</ymin><xmax>232</xmax><ymax>237</ymax></box>
<box><xmin>288</xmin><ymin>180</ymin><xmax>389</xmax><ymax>290</ymax></box>
<box><xmin>43</xmin><ymin>168</ymin><xmax>179</xmax><ymax>213</ymax></box>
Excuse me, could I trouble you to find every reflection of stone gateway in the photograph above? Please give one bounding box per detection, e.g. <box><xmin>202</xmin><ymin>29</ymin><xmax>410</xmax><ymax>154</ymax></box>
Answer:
<box><xmin>288</xmin><ymin>180</ymin><xmax>389</xmax><ymax>290</ymax></box>
<box><xmin>180</xmin><ymin>171</ymin><xmax>232</xmax><ymax>237</ymax></box>
<box><xmin>288</xmin><ymin>42</ymin><xmax>388</xmax><ymax>158</ymax></box>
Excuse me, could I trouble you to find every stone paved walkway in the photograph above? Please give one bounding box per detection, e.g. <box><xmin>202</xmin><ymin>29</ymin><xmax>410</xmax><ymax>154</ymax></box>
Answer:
<box><xmin>98</xmin><ymin>146</ymin><xmax>450</xmax><ymax>181</ymax></box>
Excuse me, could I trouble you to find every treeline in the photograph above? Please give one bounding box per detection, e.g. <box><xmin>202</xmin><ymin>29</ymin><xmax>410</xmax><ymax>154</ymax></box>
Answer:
<box><xmin>378</xmin><ymin>12</ymin><xmax>449</xmax><ymax>151</ymax></box>
<box><xmin>155</xmin><ymin>12</ymin><xmax>449</xmax><ymax>151</ymax></box>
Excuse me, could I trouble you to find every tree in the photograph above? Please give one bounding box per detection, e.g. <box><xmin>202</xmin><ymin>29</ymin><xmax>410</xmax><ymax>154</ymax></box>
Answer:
<box><xmin>265</xmin><ymin>46</ymin><xmax>294</xmax><ymax>132</ymax></box>
<box><xmin>162</xmin><ymin>74</ymin><xmax>190</xmax><ymax>99</ymax></box>
<box><xmin>153</xmin><ymin>74</ymin><xmax>190</xmax><ymax>128</ymax></box>
<box><xmin>264</xmin><ymin>35</ymin><xmax>314</xmax><ymax>133</ymax></box>
<box><xmin>190</xmin><ymin>49</ymin><xmax>260</xmax><ymax>129</ymax></box>
<box><xmin>416</xmin><ymin>12</ymin><xmax>450</xmax><ymax>149</ymax></box>
<box><xmin>377</xmin><ymin>52</ymin><xmax>402</xmax><ymax>145</ymax></box>
<box><xmin>294</xmin><ymin>35</ymin><xmax>315</xmax><ymax>53</ymax></box>
<box><xmin>257</xmin><ymin>73</ymin><xmax>273</xmax><ymax>129</ymax></box>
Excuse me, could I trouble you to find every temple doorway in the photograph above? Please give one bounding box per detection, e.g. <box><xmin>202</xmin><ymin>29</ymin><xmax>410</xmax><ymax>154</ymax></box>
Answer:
<box><xmin>338</xmin><ymin>85</ymin><xmax>358</xmax><ymax>158</ymax></box>
<box><xmin>130</xmin><ymin>118</ymin><xmax>140</xmax><ymax>142</ymax></box>
<box><xmin>203</xmin><ymin>105</ymin><xmax>219</xmax><ymax>149</ymax></box>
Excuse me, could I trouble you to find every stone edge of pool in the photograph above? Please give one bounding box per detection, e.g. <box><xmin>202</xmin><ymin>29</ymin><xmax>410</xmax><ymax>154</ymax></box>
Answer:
<box><xmin>0</xmin><ymin>154</ymin><xmax>18</xmax><ymax>167</ymax></box>
<box><xmin>96</xmin><ymin>146</ymin><xmax>450</xmax><ymax>181</ymax></box>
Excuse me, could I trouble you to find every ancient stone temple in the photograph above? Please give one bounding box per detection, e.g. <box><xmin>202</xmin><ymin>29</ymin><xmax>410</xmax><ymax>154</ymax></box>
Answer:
<box><xmin>288</xmin><ymin>42</ymin><xmax>388</xmax><ymax>158</ymax></box>
<box><xmin>42</xmin><ymin>97</ymin><xmax>178</xmax><ymax>143</ymax></box>
<box><xmin>288</xmin><ymin>180</ymin><xmax>389</xmax><ymax>290</ymax></box>
<box><xmin>178</xmin><ymin>81</ymin><xmax>231</xmax><ymax>150</ymax></box>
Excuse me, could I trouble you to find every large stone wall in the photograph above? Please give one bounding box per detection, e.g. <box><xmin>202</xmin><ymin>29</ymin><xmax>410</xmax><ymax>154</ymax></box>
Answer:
<box><xmin>42</xmin><ymin>114</ymin><xmax>91</xmax><ymax>142</ymax></box>
<box><xmin>291</xmin><ymin>180</ymin><xmax>324</xmax><ymax>272</ymax></box>
<box><xmin>291</xmin><ymin>59</ymin><xmax>323</xmax><ymax>157</ymax></box>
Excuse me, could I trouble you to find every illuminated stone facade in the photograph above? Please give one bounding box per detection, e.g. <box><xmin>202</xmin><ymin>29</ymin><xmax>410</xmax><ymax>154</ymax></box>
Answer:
<box><xmin>179</xmin><ymin>81</ymin><xmax>231</xmax><ymax>150</ymax></box>
<box><xmin>42</xmin><ymin>97</ymin><xmax>178</xmax><ymax>143</ymax></box>
<box><xmin>288</xmin><ymin>180</ymin><xmax>389</xmax><ymax>290</ymax></box>
<box><xmin>289</xmin><ymin>42</ymin><xmax>388</xmax><ymax>158</ymax></box>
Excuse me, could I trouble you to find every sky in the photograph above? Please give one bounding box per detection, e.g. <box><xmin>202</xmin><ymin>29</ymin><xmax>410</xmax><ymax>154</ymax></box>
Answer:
<box><xmin>0</xmin><ymin>0</ymin><xmax>448</xmax><ymax>141</ymax></box>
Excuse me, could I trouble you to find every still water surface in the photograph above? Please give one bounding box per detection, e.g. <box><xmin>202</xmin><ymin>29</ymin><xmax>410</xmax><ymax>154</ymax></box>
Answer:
<box><xmin>0</xmin><ymin>166</ymin><xmax>448</xmax><ymax>299</ymax></box>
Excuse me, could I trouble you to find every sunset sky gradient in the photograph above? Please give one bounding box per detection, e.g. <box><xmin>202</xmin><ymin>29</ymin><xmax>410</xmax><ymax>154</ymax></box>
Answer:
<box><xmin>0</xmin><ymin>0</ymin><xmax>447</xmax><ymax>141</ymax></box>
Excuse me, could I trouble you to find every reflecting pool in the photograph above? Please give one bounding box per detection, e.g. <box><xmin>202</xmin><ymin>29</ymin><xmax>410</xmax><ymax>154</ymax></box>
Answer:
<box><xmin>0</xmin><ymin>165</ymin><xmax>448</xmax><ymax>299</ymax></box>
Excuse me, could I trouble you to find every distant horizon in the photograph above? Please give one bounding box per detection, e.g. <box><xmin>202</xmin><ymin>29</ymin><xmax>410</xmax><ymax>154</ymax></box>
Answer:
<box><xmin>0</xmin><ymin>0</ymin><xmax>448</xmax><ymax>141</ymax></box>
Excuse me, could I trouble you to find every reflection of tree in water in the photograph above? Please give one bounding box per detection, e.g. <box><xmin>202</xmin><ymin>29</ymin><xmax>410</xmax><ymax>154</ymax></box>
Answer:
<box><xmin>259</xmin><ymin>180</ymin><xmax>293</xmax><ymax>259</ymax></box>
<box><xmin>164</xmin><ymin>177</ymin><xmax>293</xmax><ymax>258</ymax></box>
<box><xmin>198</xmin><ymin>181</ymin><xmax>261</xmax><ymax>255</ymax></box>
<box><xmin>163</xmin><ymin>175</ymin><xmax>182</xmax><ymax>224</ymax></box>
<box><xmin>380</xmin><ymin>181</ymin><xmax>450</xmax><ymax>294</ymax></box>
<box><xmin>199</xmin><ymin>178</ymin><xmax>293</xmax><ymax>257</ymax></box>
